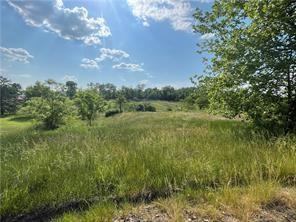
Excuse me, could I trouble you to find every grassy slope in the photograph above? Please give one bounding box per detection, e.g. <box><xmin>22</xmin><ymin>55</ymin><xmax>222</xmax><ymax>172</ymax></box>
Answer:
<box><xmin>0</xmin><ymin>110</ymin><xmax>295</xmax><ymax>221</ymax></box>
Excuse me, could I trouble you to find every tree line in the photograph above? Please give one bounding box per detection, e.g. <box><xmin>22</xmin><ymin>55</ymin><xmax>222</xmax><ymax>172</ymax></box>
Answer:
<box><xmin>0</xmin><ymin>76</ymin><xmax>194</xmax><ymax>128</ymax></box>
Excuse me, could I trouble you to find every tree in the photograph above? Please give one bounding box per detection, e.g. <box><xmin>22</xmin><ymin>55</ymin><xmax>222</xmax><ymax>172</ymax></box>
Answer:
<box><xmin>98</xmin><ymin>83</ymin><xmax>117</xmax><ymax>100</ymax></box>
<box><xmin>116</xmin><ymin>92</ymin><xmax>127</xmax><ymax>112</ymax></box>
<box><xmin>0</xmin><ymin>76</ymin><xmax>22</xmax><ymax>116</ymax></box>
<box><xmin>25</xmin><ymin>81</ymin><xmax>51</xmax><ymax>100</ymax></box>
<box><xmin>161</xmin><ymin>86</ymin><xmax>177</xmax><ymax>101</ymax></box>
<box><xmin>65</xmin><ymin>81</ymin><xmax>77</xmax><ymax>99</ymax></box>
<box><xmin>75</xmin><ymin>89</ymin><xmax>106</xmax><ymax>126</ymax></box>
<box><xmin>22</xmin><ymin>92</ymin><xmax>75</xmax><ymax>129</ymax></box>
<box><xmin>193</xmin><ymin>0</ymin><xmax>296</xmax><ymax>132</ymax></box>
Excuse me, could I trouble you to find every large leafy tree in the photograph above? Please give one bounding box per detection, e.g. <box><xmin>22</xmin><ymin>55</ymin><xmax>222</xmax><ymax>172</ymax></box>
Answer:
<box><xmin>0</xmin><ymin>76</ymin><xmax>22</xmax><ymax>116</ymax></box>
<box><xmin>22</xmin><ymin>92</ymin><xmax>75</xmax><ymax>129</ymax></box>
<box><xmin>193</xmin><ymin>0</ymin><xmax>296</xmax><ymax>132</ymax></box>
<box><xmin>75</xmin><ymin>89</ymin><xmax>106</xmax><ymax>126</ymax></box>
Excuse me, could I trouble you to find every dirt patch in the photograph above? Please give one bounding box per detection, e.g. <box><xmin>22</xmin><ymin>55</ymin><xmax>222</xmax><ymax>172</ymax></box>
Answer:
<box><xmin>112</xmin><ymin>200</ymin><xmax>296</xmax><ymax>222</ymax></box>
<box><xmin>254</xmin><ymin>198</ymin><xmax>296</xmax><ymax>222</ymax></box>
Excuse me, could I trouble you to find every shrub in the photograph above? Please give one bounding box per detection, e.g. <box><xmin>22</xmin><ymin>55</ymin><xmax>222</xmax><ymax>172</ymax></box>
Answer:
<box><xmin>75</xmin><ymin>89</ymin><xmax>106</xmax><ymax>126</ymax></box>
<box><xmin>21</xmin><ymin>93</ymin><xmax>75</xmax><ymax>129</ymax></box>
<box><xmin>134</xmin><ymin>103</ymin><xmax>156</xmax><ymax>112</ymax></box>
<box><xmin>105</xmin><ymin>109</ymin><xmax>121</xmax><ymax>117</ymax></box>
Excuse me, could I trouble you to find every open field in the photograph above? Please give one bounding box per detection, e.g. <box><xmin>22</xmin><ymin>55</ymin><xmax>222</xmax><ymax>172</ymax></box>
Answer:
<box><xmin>0</xmin><ymin>110</ymin><xmax>295</xmax><ymax>221</ymax></box>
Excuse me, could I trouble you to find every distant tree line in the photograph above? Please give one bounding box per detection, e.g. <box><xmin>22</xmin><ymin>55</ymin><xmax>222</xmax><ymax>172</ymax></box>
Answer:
<box><xmin>0</xmin><ymin>77</ymin><xmax>193</xmax><ymax>115</ymax></box>
<box><xmin>87</xmin><ymin>83</ymin><xmax>194</xmax><ymax>101</ymax></box>
<box><xmin>0</xmin><ymin>76</ymin><xmax>194</xmax><ymax>129</ymax></box>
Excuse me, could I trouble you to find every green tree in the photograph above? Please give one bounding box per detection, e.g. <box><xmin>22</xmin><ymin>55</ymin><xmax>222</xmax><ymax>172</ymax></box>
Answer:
<box><xmin>75</xmin><ymin>89</ymin><xmax>106</xmax><ymax>126</ymax></box>
<box><xmin>65</xmin><ymin>81</ymin><xmax>77</xmax><ymax>99</ymax></box>
<box><xmin>0</xmin><ymin>76</ymin><xmax>22</xmax><ymax>116</ymax></box>
<box><xmin>25</xmin><ymin>81</ymin><xmax>51</xmax><ymax>100</ymax></box>
<box><xmin>22</xmin><ymin>92</ymin><xmax>75</xmax><ymax>129</ymax></box>
<box><xmin>98</xmin><ymin>83</ymin><xmax>117</xmax><ymax>100</ymax></box>
<box><xmin>193</xmin><ymin>0</ymin><xmax>296</xmax><ymax>132</ymax></box>
<box><xmin>190</xmin><ymin>76</ymin><xmax>210</xmax><ymax>110</ymax></box>
<box><xmin>116</xmin><ymin>92</ymin><xmax>127</xmax><ymax>112</ymax></box>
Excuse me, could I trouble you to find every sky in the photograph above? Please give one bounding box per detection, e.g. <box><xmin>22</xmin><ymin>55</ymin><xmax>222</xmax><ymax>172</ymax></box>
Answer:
<box><xmin>0</xmin><ymin>0</ymin><xmax>214</xmax><ymax>88</ymax></box>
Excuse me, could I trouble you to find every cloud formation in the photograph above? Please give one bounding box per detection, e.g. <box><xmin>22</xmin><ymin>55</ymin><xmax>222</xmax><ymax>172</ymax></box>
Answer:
<box><xmin>96</xmin><ymin>48</ymin><xmax>130</xmax><ymax>62</ymax></box>
<box><xmin>127</xmin><ymin>0</ymin><xmax>193</xmax><ymax>31</ymax></box>
<box><xmin>80</xmin><ymin>58</ymin><xmax>99</xmax><ymax>69</ymax></box>
<box><xmin>112</xmin><ymin>62</ymin><xmax>144</xmax><ymax>72</ymax></box>
<box><xmin>7</xmin><ymin>0</ymin><xmax>111</xmax><ymax>45</ymax></box>
<box><xmin>0</xmin><ymin>46</ymin><xmax>33</xmax><ymax>63</ymax></box>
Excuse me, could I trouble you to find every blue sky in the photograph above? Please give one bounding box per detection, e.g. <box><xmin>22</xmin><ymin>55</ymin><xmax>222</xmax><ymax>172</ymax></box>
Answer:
<box><xmin>0</xmin><ymin>0</ymin><xmax>213</xmax><ymax>88</ymax></box>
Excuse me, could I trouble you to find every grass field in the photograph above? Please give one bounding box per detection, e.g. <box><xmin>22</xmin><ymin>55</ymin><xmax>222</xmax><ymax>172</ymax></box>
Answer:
<box><xmin>0</xmin><ymin>108</ymin><xmax>295</xmax><ymax>221</ymax></box>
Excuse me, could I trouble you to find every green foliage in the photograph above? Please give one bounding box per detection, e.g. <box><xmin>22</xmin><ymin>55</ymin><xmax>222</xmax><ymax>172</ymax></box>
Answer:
<box><xmin>134</xmin><ymin>102</ymin><xmax>156</xmax><ymax>112</ymax></box>
<box><xmin>193</xmin><ymin>0</ymin><xmax>296</xmax><ymax>133</ymax></box>
<box><xmin>116</xmin><ymin>92</ymin><xmax>127</xmax><ymax>112</ymax></box>
<box><xmin>75</xmin><ymin>89</ymin><xmax>106</xmax><ymax>125</ymax></box>
<box><xmin>65</xmin><ymin>81</ymin><xmax>77</xmax><ymax>99</ymax></box>
<box><xmin>24</xmin><ymin>81</ymin><xmax>51</xmax><ymax>100</ymax></box>
<box><xmin>21</xmin><ymin>93</ymin><xmax>75</xmax><ymax>129</ymax></box>
<box><xmin>0</xmin><ymin>76</ymin><xmax>22</xmax><ymax>116</ymax></box>
<box><xmin>190</xmin><ymin>76</ymin><xmax>211</xmax><ymax>110</ymax></box>
<box><xmin>105</xmin><ymin>109</ymin><xmax>121</xmax><ymax>117</ymax></box>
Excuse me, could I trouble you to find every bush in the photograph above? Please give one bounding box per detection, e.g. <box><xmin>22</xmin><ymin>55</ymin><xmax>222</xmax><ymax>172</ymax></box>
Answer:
<box><xmin>21</xmin><ymin>93</ymin><xmax>75</xmax><ymax>129</ymax></box>
<box><xmin>105</xmin><ymin>109</ymin><xmax>121</xmax><ymax>117</ymax></box>
<box><xmin>134</xmin><ymin>103</ymin><xmax>156</xmax><ymax>112</ymax></box>
<box><xmin>75</xmin><ymin>89</ymin><xmax>106</xmax><ymax>126</ymax></box>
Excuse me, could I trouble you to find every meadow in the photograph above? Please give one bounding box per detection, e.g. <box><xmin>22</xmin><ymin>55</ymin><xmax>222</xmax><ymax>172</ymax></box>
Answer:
<box><xmin>0</xmin><ymin>105</ymin><xmax>295</xmax><ymax>221</ymax></box>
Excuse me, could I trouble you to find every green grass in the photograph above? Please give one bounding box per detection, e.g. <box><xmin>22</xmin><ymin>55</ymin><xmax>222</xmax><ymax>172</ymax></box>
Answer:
<box><xmin>0</xmin><ymin>115</ymin><xmax>34</xmax><ymax>135</ymax></box>
<box><xmin>0</xmin><ymin>111</ymin><xmax>295</xmax><ymax>220</ymax></box>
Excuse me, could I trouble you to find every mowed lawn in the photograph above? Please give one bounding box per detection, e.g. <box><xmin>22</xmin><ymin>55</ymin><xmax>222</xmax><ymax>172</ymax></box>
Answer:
<box><xmin>0</xmin><ymin>111</ymin><xmax>295</xmax><ymax>221</ymax></box>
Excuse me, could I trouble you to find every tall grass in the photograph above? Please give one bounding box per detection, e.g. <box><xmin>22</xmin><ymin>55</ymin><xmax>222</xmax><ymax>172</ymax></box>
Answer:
<box><xmin>0</xmin><ymin>112</ymin><xmax>295</xmax><ymax>217</ymax></box>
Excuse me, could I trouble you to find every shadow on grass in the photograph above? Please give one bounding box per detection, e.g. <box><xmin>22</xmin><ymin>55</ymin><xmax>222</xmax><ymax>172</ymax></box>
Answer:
<box><xmin>9</xmin><ymin>116</ymin><xmax>33</xmax><ymax>122</ymax></box>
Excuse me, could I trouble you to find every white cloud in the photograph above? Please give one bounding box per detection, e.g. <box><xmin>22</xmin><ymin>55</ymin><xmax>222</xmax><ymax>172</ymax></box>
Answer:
<box><xmin>96</xmin><ymin>48</ymin><xmax>130</xmax><ymax>62</ymax></box>
<box><xmin>80</xmin><ymin>58</ymin><xmax>99</xmax><ymax>69</ymax></box>
<box><xmin>200</xmin><ymin>33</ymin><xmax>215</xmax><ymax>40</ymax></box>
<box><xmin>0</xmin><ymin>47</ymin><xmax>33</xmax><ymax>63</ymax></box>
<box><xmin>127</xmin><ymin>0</ymin><xmax>193</xmax><ymax>32</ymax></box>
<box><xmin>113</xmin><ymin>62</ymin><xmax>144</xmax><ymax>72</ymax></box>
<box><xmin>8</xmin><ymin>0</ymin><xmax>111</xmax><ymax>45</ymax></box>
<box><xmin>62</xmin><ymin>74</ymin><xmax>77</xmax><ymax>82</ymax></box>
